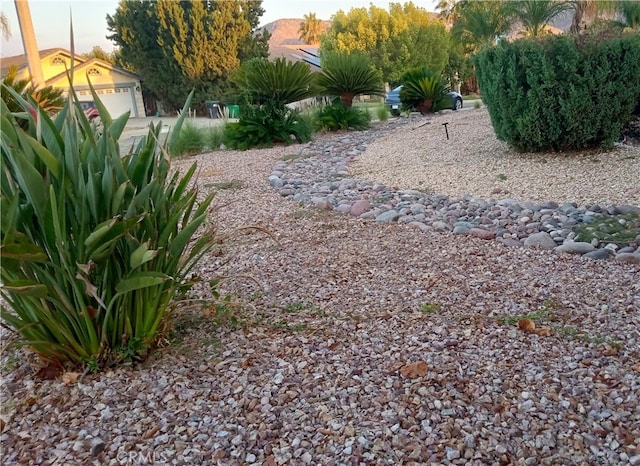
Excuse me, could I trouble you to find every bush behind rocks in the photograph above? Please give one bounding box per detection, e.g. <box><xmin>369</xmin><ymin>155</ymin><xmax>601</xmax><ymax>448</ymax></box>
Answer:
<box><xmin>473</xmin><ymin>33</ymin><xmax>640</xmax><ymax>152</ymax></box>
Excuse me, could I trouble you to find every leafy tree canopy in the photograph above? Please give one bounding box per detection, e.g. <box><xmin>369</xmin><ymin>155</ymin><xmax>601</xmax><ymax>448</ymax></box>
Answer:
<box><xmin>321</xmin><ymin>1</ymin><xmax>450</xmax><ymax>83</ymax></box>
<box><xmin>81</xmin><ymin>46</ymin><xmax>115</xmax><ymax>63</ymax></box>
<box><xmin>107</xmin><ymin>0</ymin><xmax>269</xmax><ymax>111</ymax></box>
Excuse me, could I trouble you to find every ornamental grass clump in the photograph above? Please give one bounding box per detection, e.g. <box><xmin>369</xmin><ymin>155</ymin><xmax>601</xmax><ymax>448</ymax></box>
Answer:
<box><xmin>0</xmin><ymin>87</ymin><xmax>218</xmax><ymax>369</ymax></box>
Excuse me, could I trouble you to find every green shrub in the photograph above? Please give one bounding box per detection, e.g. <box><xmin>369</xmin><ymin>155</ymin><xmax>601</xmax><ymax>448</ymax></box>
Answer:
<box><xmin>0</xmin><ymin>88</ymin><xmax>218</xmax><ymax>368</ymax></box>
<box><xmin>224</xmin><ymin>103</ymin><xmax>312</xmax><ymax>150</ymax></box>
<box><xmin>171</xmin><ymin>119</ymin><xmax>205</xmax><ymax>157</ymax></box>
<box><xmin>314</xmin><ymin>100</ymin><xmax>371</xmax><ymax>132</ymax></box>
<box><xmin>474</xmin><ymin>33</ymin><xmax>640</xmax><ymax>151</ymax></box>
<box><xmin>399</xmin><ymin>68</ymin><xmax>449</xmax><ymax>114</ymax></box>
<box><xmin>229</xmin><ymin>58</ymin><xmax>316</xmax><ymax>149</ymax></box>
<box><xmin>205</xmin><ymin>125</ymin><xmax>225</xmax><ymax>151</ymax></box>
<box><xmin>376</xmin><ymin>104</ymin><xmax>389</xmax><ymax>121</ymax></box>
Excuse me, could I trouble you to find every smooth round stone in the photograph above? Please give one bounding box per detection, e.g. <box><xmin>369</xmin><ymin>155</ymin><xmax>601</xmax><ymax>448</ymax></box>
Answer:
<box><xmin>432</xmin><ymin>221</ymin><xmax>450</xmax><ymax>231</ymax></box>
<box><xmin>407</xmin><ymin>221</ymin><xmax>431</xmax><ymax>232</ymax></box>
<box><xmin>469</xmin><ymin>228</ymin><xmax>495</xmax><ymax>240</ymax></box>
<box><xmin>556</xmin><ymin>242</ymin><xmax>596</xmax><ymax>255</ymax></box>
<box><xmin>398</xmin><ymin>215</ymin><xmax>415</xmax><ymax>224</ymax></box>
<box><xmin>524</xmin><ymin>232</ymin><xmax>557</xmax><ymax>250</ymax></box>
<box><xmin>375</xmin><ymin>211</ymin><xmax>400</xmax><ymax>223</ymax></box>
<box><xmin>335</xmin><ymin>204</ymin><xmax>353</xmax><ymax>214</ymax></box>
<box><xmin>453</xmin><ymin>225</ymin><xmax>471</xmax><ymax>235</ymax></box>
<box><xmin>583</xmin><ymin>249</ymin><xmax>612</xmax><ymax>260</ymax></box>
<box><xmin>614</xmin><ymin>253</ymin><xmax>640</xmax><ymax>265</ymax></box>
<box><xmin>350</xmin><ymin>200</ymin><xmax>371</xmax><ymax>217</ymax></box>
<box><xmin>497</xmin><ymin>238</ymin><xmax>524</xmax><ymax>248</ymax></box>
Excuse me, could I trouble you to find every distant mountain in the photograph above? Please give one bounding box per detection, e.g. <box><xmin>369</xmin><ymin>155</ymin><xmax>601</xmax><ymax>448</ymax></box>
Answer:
<box><xmin>259</xmin><ymin>18</ymin><xmax>331</xmax><ymax>47</ymax></box>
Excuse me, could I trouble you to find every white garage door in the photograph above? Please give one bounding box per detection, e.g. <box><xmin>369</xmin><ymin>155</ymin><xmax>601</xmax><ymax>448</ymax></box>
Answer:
<box><xmin>77</xmin><ymin>88</ymin><xmax>135</xmax><ymax>118</ymax></box>
<box><xmin>96</xmin><ymin>88</ymin><xmax>136</xmax><ymax>118</ymax></box>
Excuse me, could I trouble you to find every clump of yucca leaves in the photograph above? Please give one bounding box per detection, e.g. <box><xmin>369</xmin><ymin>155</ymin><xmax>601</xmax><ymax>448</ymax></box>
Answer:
<box><xmin>0</xmin><ymin>86</ymin><xmax>218</xmax><ymax>369</ymax></box>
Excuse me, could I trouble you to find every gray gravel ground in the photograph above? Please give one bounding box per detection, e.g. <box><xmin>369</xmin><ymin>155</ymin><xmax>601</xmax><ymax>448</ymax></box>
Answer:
<box><xmin>1</xmin><ymin>111</ymin><xmax>639</xmax><ymax>465</ymax></box>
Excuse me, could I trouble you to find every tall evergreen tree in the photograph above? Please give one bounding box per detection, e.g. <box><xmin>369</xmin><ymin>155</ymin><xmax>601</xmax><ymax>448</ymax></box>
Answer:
<box><xmin>299</xmin><ymin>12</ymin><xmax>324</xmax><ymax>45</ymax></box>
<box><xmin>107</xmin><ymin>0</ymin><xmax>268</xmax><ymax>111</ymax></box>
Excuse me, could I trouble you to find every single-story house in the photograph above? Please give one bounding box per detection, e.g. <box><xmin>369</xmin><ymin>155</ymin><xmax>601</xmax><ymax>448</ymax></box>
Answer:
<box><xmin>1</xmin><ymin>47</ymin><xmax>145</xmax><ymax>118</ymax></box>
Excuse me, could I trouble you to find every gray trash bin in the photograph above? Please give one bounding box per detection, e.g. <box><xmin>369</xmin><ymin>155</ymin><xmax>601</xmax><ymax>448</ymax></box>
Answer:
<box><xmin>205</xmin><ymin>101</ymin><xmax>222</xmax><ymax>119</ymax></box>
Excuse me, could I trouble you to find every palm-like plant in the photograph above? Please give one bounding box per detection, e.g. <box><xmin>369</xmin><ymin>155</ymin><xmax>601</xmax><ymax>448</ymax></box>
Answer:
<box><xmin>315</xmin><ymin>51</ymin><xmax>384</xmax><ymax>108</ymax></box>
<box><xmin>511</xmin><ymin>0</ymin><xmax>572</xmax><ymax>37</ymax></box>
<box><xmin>436</xmin><ymin>0</ymin><xmax>459</xmax><ymax>25</ymax></box>
<box><xmin>1</xmin><ymin>65</ymin><xmax>66</xmax><ymax>124</ymax></box>
<box><xmin>569</xmin><ymin>0</ymin><xmax>600</xmax><ymax>34</ymax></box>
<box><xmin>233</xmin><ymin>57</ymin><xmax>316</xmax><ymax>105</ymax></box>
<box><xmin>452</xmin><ymin>0</ymin><xmax>514</xmax><ymax>51</ymax></box>
<box><xmin>1</xmin><ymin>11</ymin><xmax>10</xmax><ymax>39</ymax></box>
<box><xmin>400</xmin><ymin>68</ymin><xmax>449</xmax><ymax>114</ymax></box>
<box><xmin>299</xmin><ymin>12</ymin><xmax>324</xmax><ymax>45</ymax></box>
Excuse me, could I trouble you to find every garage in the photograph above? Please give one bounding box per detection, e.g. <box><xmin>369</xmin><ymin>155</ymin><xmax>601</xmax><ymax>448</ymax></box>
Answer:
<box><xmin>77</xmin><ymin>87</ymin><xmax>137</xmax><ymax>118</ymax></box>
<box><xmin>1</xmin><ymin>48</ymin><xmax>146</xmax><ymax>119</ymax></box>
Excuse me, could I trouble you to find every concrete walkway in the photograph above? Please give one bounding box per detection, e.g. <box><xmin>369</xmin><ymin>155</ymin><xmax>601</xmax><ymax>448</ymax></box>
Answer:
<box><xmin>120</xmin><ymin>116</ymin><xmax>229</xmax><ymax>153</ymax></box>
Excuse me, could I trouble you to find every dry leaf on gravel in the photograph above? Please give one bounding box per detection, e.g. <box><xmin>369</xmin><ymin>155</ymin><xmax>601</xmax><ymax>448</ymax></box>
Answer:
<box><xmin>142</xmin><ymin>426</ymin><xmax>160</xmax><ymax>440</ymax></box>
<box><xmin>534</xmin><ymin>326</ymin><xmax>553</xmax><ymax>337</ymax></box>
<box><xmin>35</xmin><ymin>364</ymin><xmax>63</xmax><ymax>380</ymax></box>
<box><xmin>399</xmin><ymin>361</ymin><xmax>428</xmax><ymax>378</ymax></box>
<box><xmin>241</xmin><ymin>358</ymin><xmax>254</xmax><ymax>368</ymax></box>
<box><xmin>518</xmin><ymin>319</ymin><xmax>536</xmax><ymax>333</ymax></box>
<box><xmin>61</xmin><ymin>372</ymin><xmax>81</xmax><ymax>385</ymax></box>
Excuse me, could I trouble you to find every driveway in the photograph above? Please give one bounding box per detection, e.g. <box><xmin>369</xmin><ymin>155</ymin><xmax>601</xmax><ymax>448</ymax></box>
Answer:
<box><xmin>119</xmin><ymin>116</ymin><xmax>227</xmax><ymax>153</ymax></box>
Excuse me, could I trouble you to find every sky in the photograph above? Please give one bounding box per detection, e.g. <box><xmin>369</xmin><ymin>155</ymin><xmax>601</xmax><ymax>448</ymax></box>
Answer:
<box><xmin>1</xmin><ymin>0</ymin><xmax>439</xmax><ymax>58</ymax></box>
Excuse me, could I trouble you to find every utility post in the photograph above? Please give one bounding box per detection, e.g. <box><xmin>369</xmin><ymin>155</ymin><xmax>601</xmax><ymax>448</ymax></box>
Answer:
<box><xmin>14</xmin><ymin>0</ymin><xmax>44</xmax><ymax>88</ymax></box>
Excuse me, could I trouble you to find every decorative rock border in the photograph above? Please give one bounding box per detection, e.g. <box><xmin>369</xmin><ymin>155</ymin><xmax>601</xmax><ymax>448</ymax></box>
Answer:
<box><xmin>269</xmin><ymin>119</ymin><xmax>640</xmax><ymax>264</ymax></box>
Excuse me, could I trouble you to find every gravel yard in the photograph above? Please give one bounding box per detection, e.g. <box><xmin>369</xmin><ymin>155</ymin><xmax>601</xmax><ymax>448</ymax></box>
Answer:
<box><xmin>1</xmin><ymin>110</ymin><xmax>639</xmax><ymax>465</ymax></box>
<box><xmin>350</xmin><ymin>109</ymin><xmax>640</xmax><ymax>207</ymax></box>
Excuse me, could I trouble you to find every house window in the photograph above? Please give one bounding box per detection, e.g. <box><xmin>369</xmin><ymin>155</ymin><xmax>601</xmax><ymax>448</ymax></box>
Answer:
<box><xmin>87</xmin><ymin>67</ymin><xmax>101</xmax><ymax>76</ymax></box>
<box><xmin>79</xmin><ymin>90</ymin><xmax>88</xmax><ymax>96</ymax></box>
<box><xmin>115</xmin><ymin>88</ymin><xmax>121</xmax><ymax>93</ymax></box>
<box><xmin>51</xmin><ymin>56</ymin><xmax>65</xmax><ymax>66</ymax></box>
<box><xmin>123</xmin><ymin>88</ymin><xmax>129</xmax><ymax>93</ymax></box>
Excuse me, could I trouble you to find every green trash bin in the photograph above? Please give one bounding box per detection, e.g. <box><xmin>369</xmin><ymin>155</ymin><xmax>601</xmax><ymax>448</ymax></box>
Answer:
<box><xmin>227</xmin><ymin>104</ymin><xmax>239</xmax><ymax>118</ymax></box>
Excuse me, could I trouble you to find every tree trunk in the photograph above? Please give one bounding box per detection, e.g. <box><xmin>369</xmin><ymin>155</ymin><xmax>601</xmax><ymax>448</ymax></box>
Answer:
<box><xmin>340</xmin><ymin>92</ymin><xmax>355</xmax><ymax>108</ymax></box>
<box><xmin>417</xmin><ymin>99</ymin><xmax>433</xmax><ymax>114</ymax></box>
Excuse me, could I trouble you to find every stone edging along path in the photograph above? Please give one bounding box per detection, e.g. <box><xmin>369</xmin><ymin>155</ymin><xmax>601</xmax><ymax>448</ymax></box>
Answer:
<box><xmin>268</xmin><ymin>117</ymin><xmax>640</xmax><ymax>265</ymax></box>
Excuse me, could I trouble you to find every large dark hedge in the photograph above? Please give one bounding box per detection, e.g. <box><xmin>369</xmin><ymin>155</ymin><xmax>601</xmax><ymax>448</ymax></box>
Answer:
<box><xmin>473</xmin><ymin>33</ymin><xmax>640</xmax><ymax>152</ymax></box>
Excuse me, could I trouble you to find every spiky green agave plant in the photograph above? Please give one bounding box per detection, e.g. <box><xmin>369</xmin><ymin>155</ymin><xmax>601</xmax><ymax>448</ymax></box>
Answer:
<box><xmin>0</xmin><ymin>86</ymin><xmax>217</xmax><ymax>367</ymax></box>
